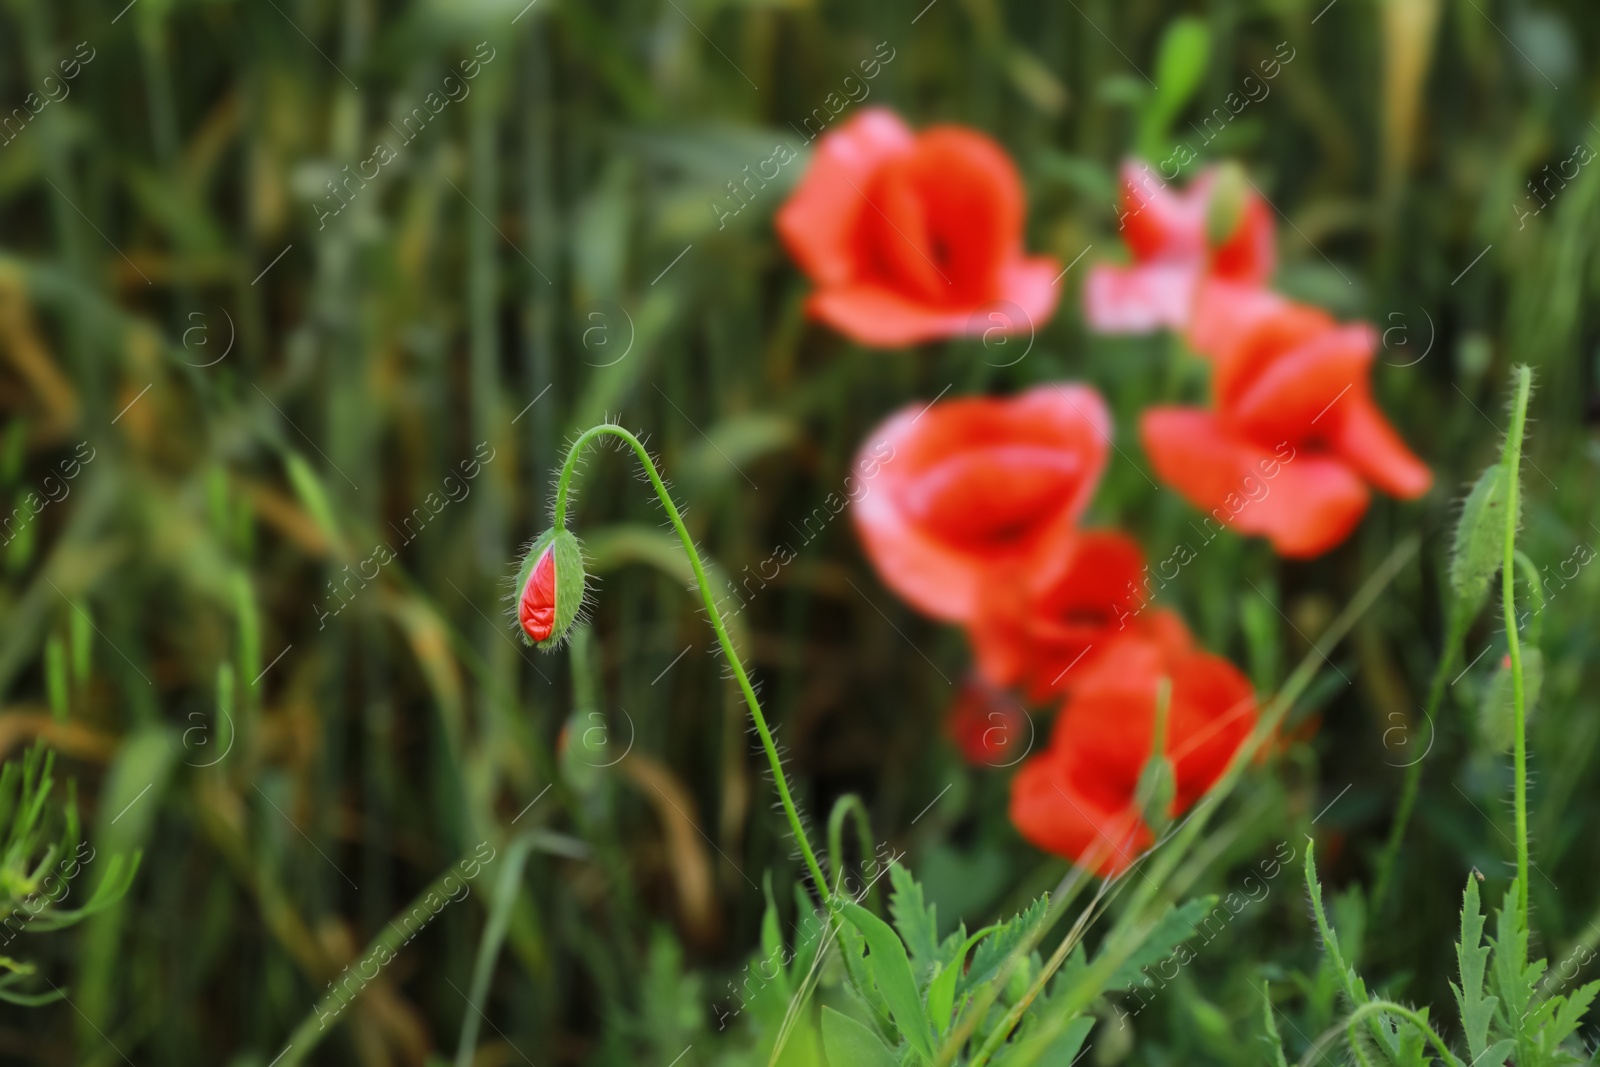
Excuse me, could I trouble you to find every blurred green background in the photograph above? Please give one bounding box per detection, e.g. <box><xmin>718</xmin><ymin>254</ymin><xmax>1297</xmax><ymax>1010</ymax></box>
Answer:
<box><xmin>0</xmin><ymin>0</ymin><xmax>1598</xmax><ymax>1062</ymax></box>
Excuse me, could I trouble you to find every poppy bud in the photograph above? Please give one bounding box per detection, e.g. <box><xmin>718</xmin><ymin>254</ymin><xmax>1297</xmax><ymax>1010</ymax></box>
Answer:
<box><xmin>1450</xmin><ymin>463</ymin><xmax>1511</xmax><ymax>616</ymax></box>
<box><xmin>1135</xmin><ymin>677</ymin><xmax>1175</xmax><ymax>835</ymax></box>
<box><xmin>1205</xmin><ymin>161</ymin><xmax>1249</xmax><ymax>248</ymax></box>
<box><xmin>1479</xmin><ymin>648</ymin><xmax>1542</xmax><ymax>752</ymax></box>
<box><xmin>513</xmin><ymin>529</ymin><xmax>586</xmax><ymax>649</ymax></box>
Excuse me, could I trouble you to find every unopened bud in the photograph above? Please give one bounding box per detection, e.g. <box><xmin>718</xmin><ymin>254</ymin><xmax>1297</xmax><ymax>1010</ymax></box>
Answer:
<box><xmin>514</xmin><ymin>529</ymin><xmax>587</xmax><ymax>649</ymax></box>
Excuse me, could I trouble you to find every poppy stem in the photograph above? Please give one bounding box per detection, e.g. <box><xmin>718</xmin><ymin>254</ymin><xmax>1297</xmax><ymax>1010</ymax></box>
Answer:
<box><xmin>1499</xmin><ymin>366</ymin><xmax>1533</xmax><ymax>927</ymax></box>
<box><xmin>552</xmin><ymin>424</ymin><xmax>833</xmax><ymax>906</ymax></box>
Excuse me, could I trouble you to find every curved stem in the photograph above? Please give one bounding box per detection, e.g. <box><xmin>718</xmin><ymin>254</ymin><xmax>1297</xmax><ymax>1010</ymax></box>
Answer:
<box><xmin>827</xmin><ymin>793</ymin><xmax>878</xmax><ymax>903</ymax></box>
<box><xmin>553</xmin><ymin>424</ymin><xmax>832</xmax><ymax>905</ymax></box>
<box><xmin>1499</xmin><ymin>367</ymin><xmax>1532</xmax><ymax>926</ymax></box>
<box><xmin>1298</xmin><ymin>1000</ymin><xmax>1463</xmax><ymax>1067</ymax></box>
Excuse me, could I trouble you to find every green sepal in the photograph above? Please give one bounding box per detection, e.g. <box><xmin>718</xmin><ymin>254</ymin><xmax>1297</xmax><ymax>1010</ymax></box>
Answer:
<box><xmin>514</xmin><ymin>527</ymin><xmax>588</xmax><ymax>649</ymax></box>
<box><xmin>1450</xmin><ymin>464</ymin><xmax>1510</xmax><ymax>614</ymax></box>
<box><xmin>1479</xmin><ymin>648</ymin><xmax>1541</xmax><ymax>752</ymax></box>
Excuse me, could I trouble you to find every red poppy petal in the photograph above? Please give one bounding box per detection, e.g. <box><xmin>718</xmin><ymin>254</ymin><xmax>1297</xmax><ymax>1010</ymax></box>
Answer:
<box><xmin>807</xmin><ymin>284</ymin><xmax>971</xmax><ymax>347</ymax></box>
<box><xmin>968</xmin><ymin>529</ymin><xmax>1145</xmax><ymax>695</ymax></box>
<box><xmin>1328</xmin><ymin>394</ymin><xmax>1433</xmax><ymax>499</ymax></box>
<box><xmin>854</xmin><ymin>384</ymin><xmax>1111</xmax><ymax>621</ymax></box>
<box><xmin>1187</xmin><ymin>281</ymin><xmax>1333</xmax><ymax>404</ymax></box>
<box><xmin>1167</xmin><ymin>654</ymin><xmax>1258</xmax><ymax>806</ymax></box>
<box><xmin>1118</xmin><ymin>162</ymin><xmax>1207</xmax><ymax>263</ymax></box>
<box><xmin>868</xmin><ymin>126</ymin><xmax>1026</xmax><ymax>303</ymax></box>
<box><xmin>1141</xmin><ymin>407</ymin><xmax>1258</xmax><ymax>514</ymax></box>
<box><xmin>1209</xmin><ymin>194</ymin><xmax>1276</xmax><ymax>286</ymax></box>
<box><xmin>809</xmin><ymin>254</ymin><xmax>1061</xmax><ymax>349</ymax></box>
<box><xmin>1225</xmin><ymin>323</ymin><xmax>1376</xmax><ymax>442</ymax></box>
<box><xmin>1082</xmin><ymin>261</ymin><xmax>1200</xmax><ymax>334</ymax></box>
<box><xmin>1009</xmin><ymin>756</ymin><xmax>1149</xmax><ymax>876</ymax></box>
<box><xmin>518</xmin><ymin>547</ymin><xmax>558</xmax><ymax>642</ymax></box>
<box><xmin>995</xmin><ymin>255</ymin><xmax>1064</xmax><ymax>334</ymax></box>
<box><xmin>1231</xmin><ymin>451</ymin><xmax>1372</xmax><ymax>557</ymax></box>
<box><xmin>1141</xmin><ymin>408</ymin><xmax>1370</xmax><ymax>558</ymax></box>
<box><xmin>775</xmin><ymin>108</ymin><xmax>915</xmax><ymax>288</ymax></box>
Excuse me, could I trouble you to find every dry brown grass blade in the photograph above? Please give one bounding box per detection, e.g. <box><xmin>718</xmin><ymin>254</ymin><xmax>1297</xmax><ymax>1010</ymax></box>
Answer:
<box><xmin>0</xmin><ymin>267</ymin><xmax>77</xmax><ymax>437</ymax></box>
<box><xmin>0</xmin><ymin>708</ymin><xmax>116</xmax><ymax>763</ymax></box>
<box><xmin>619</xmin><ymin>751</ymin><xmax>722</xmax><ymax>950</ymax></box>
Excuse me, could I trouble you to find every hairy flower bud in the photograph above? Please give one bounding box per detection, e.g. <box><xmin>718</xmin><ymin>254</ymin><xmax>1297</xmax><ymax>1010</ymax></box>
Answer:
<box><xmin>514</xmin><ymin>529</ymin><xmax>586</xmax><ymax>648</ymax></box>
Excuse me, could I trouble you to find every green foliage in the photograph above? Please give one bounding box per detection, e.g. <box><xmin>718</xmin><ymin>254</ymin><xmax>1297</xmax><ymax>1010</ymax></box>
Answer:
<box><xmin>1101</xmin><ymin>896</ymin><xmax>1217</xmax><ymax>992</ymax></box>
<box><xmin>1283</xmin><ymin>848</ymin><xmax>1599</xmax><ymax>1067</ymax></box>
<box><xmin>0</xmin><ymin>744</ymin><xmax>138</xmax><ymax>1006</ymax></box>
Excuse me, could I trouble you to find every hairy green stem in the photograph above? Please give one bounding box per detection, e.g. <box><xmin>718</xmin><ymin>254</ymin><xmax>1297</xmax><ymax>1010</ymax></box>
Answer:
<box><xmin>552</xmin><ymin>424</ymin><xmax>832</xmax><ymax>905</ymax></box>
<box><xmin>281</xmin><ymin>842</ymin><xmax>500</xmax><ymax>1065</ymax></box>
<box><xmin>1500</xmin><ymin>367</ymin><xmax>1532</xmax><ymax>926</ymax></box>
<box><xmin>826</xmin><ymin>793</ymin><xmax>878</xmax><ymax>903</ymax></box>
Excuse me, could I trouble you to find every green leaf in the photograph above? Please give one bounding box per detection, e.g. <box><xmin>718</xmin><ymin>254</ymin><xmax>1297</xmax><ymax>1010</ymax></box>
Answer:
<box><xmin>990</xmin><ymin>1012</ymin><xmax>1095</xmax><ymax>1067</ymax></box>
<box><xmin>1102</xmin><ymin>896</ymin><xmax>1218</xmax><ymax>992</ymax></box>
<box><xmin>888</xmin><ymin>862</ymin><xmax>940</xmax><ymax>971</ymax></box>
<box><xmin>284</xmin><ymin>451</ymin><xmax>344</xmax><ymax>553</ymax></box>
<box><xmin>1452</xmin><ymin>875</ymin><xmax>1500</xmax><ymax>1061</ymax></box>
<box><xmin>927</xmin><ymin>925</ymin><xmax>999</xmax><ymax>1036</ymax></box>
<box><xmin>1479</xmin><ymin>648</ymin><xmax>1543</xmax><ymax>751</ymax></box>
<box><xmin>836</xmin><ymin>919</ymin><xmax>896</xmax><ymax>1044</ymax></box>
<box><xmin>820</xmin><ymin>1006</ymin><xmax>899</xmax><ymax>1067</ymax></box>
<box><xmin>963</xmin><ymin>893</ymin><xmax>1050</xmax><ymax>995</ymax></box>
<box><xmin>840</xmin><ymin>903</ymin><xmax>937</xmax><ymax>1062</ymax></box>
<box><xmin>790</xmin><ymin>881</ymin><xmax>827</xmax><ymax>984</ymax></box>
<box><xmin>1261</xmin><ymin>983</ymin><xmax>1291</xmax><ymax>1067</ymax></box>
<box><xmin>1450</xmin><ymin>464</ymin><xmax>1509</xmax><ymax>613</ymax></box>
<box><xmin>1543</xmin><ymin>979</ymin><xmax>1600</xmax><ymax>1055</ymax></box>
<box><xmin>1489</xmin><ymin>879</ymin><xmax>1541</xmax><ymax>1061</ymax></box>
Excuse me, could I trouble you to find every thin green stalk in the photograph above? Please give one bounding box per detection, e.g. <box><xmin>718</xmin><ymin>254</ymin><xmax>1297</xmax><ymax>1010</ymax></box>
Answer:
<box><xmin>552</xmin><ymin>424</ymin><xmax>832</xmax><ymax>905</ymax></box>
<box><xmin>1500</xmin><ymin>366</ymin><xmax>1532</xmax><ymax>926</ymax></box>
<box><xmin>280</xmin><ymin>842</ymin><xmax>497</xmax><ymax>1065</ymax></box>
<box><xmin>826</xmin><ymin>793</ymin><xmax>878</xmax><ymax>905</ymax></box>
<box><xmin>1372</xmin><ymin>604</ymin><xmax>1467</xmax><ymax>914</ymax></box>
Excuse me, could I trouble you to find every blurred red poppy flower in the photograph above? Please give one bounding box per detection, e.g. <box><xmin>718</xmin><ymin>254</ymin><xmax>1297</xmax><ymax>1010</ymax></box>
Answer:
<box><xmin>1009</xmin><ymin>619</ymin><xmax>1256</xmax><ymax>875</ymax></box>
<box><xmin>776</xmin><ymin>108</ymin><xmax>1062</xmax><ymax>348</ymax></box>
<box><xmin>1140</xmin><ymin>280</ymin><xmax>1431</xmax><ymax>557</ymax></box>
<box><xmin>852</xmin><ymin>383</ymin><xmax>1111</xmax><ymax>622</ymax></box>
<box><xmin>1083</xmin><ymin>162</ymin><xmax>1274</xmax><ymax>334</ymax></box>
<box><xmin>969</xmin><ymin>530</ymin><xmax>1172</xmax><ymax>702</ymax></box>
<box><xmin>946</xmin><ymin>677</ymin><xmax>1034</xmax><ymax>767</ymax></box>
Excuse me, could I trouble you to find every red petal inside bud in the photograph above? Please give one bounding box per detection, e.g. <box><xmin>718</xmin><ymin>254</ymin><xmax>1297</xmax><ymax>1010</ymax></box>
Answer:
<box><xmin>519</xmin><ymin>547</ymin><xmax>558</xmax><ymax>641</ymax></box>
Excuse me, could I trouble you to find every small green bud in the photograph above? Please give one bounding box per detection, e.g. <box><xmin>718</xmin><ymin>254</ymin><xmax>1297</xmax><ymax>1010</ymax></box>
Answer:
<box><xmin>1450</xmin><ymin>464</ymin><xmax>1511</xmax><ymax>614</ymax></box>
<box><xmin>1205</xmin><ymin>162</ymin><xmax>1249</xmax><ymax>248</ymax></box>
<box><xmin>1479</xmin><ymin>649</ymin><xmax>1542</xmax><ymax>752</ymax></box>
